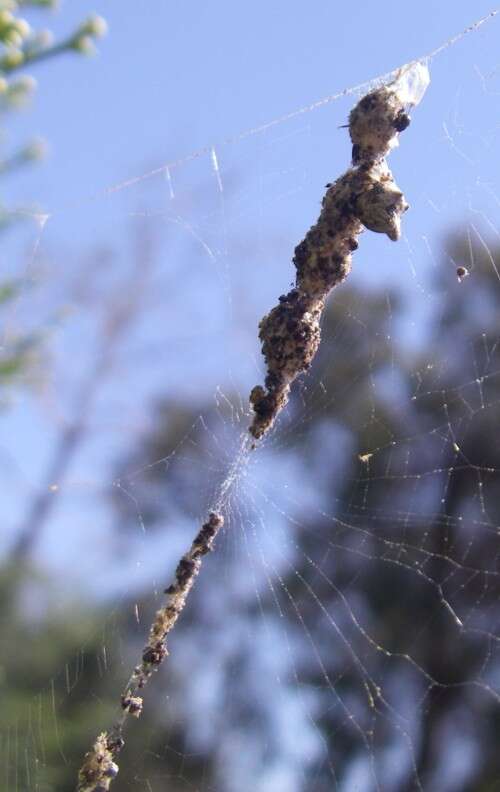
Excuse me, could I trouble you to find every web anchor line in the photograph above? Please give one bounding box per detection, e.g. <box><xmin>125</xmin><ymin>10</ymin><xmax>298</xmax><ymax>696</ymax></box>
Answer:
<box><xmin>58</xmin><ymin>9</ymin><xmax>497</xmax><ymax>216</ymax></box>
<box><xmin>76</xmin><ymin>61</ymin><xmax>430</xmax><ymax>791</ymax></box>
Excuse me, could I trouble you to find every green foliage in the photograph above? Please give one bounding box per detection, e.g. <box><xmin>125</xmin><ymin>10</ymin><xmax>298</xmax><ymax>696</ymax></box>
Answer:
<box><xmin>0</xmin><ymin>563</ymin><xmax>202</xmax><ymax>792</ymax></box>
<box><xmin>0</xmin><ymin>330</ymin><xmax>38</xmax><ymax>389</ymax></box>
<box><xmin>0</xmin><ymin>3</ymin><xmax>107</xmax><ymax>225</ymax></box>
<box><xmin>0</xmin><ymin>565</ymin><xmax>117</xmax><ymax>791</ymax></box>
<box><xmin>0</xmin><ymin>5</ymin><xmax>107</xmax><ymax>391</ymax></box>
<box><xmin>0</xmin><ymin>278</ymin><xmax>18</xmax><ymax>303</ymax></box>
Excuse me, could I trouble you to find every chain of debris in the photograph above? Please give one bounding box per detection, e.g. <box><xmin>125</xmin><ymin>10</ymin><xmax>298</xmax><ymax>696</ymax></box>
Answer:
<box><xmin>76</xmin><ymin>62</ymin><xmax>429</xmax><ymax>792</ymax></box>
<box><xmin>249</xmin><ymin>63</ymin><xmax>429</xmax><ymax>439</ymax></box>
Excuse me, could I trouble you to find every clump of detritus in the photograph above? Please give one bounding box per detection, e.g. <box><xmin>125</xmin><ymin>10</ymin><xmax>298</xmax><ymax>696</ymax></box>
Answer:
<box><xmin>249</xmin><ymin>63</ymin><xmax>429</xmax><ymax>440</ymax></box>
<box><xmin>456</xmin><ymin>265</ymin><xmax>469</xmax><ymax>282</ymax></box>
<box><xmin>78</xmin><ymin>512</ymin><xmax>224</xmax><ymax>791</ymax></box>
<box><xmin>77</xmin><ymin>733</ymin><xmax>119</xmax><ymax>792</ymax></box>
<box><xmin>140</xmin><ymin>511</ymin><xmax>223</xmax><ymax>680</ymax></box>
<box><xmin>121</xmin><ymin>511</ymin><xmax>223</xmax><ymax>713</ymax></box>
<box><xmin>120</xmin><ymin>695</ymin><xmax>143</xmax><ymax>718</ymax></box>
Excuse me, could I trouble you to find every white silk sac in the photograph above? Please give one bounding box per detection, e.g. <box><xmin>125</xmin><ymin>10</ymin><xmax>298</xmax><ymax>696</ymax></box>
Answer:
<box><xmin>392</xmin><ymin>60</ymin><xmax>431</xmax><ymax>107</ymax></box>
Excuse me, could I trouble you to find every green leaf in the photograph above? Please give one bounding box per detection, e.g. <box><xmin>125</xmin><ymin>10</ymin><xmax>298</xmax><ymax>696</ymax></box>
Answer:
<box><xmin>0</xmin><ymin>280</ymin><xmax>18</xmax><ymax>303</ymax></box>
<box><xmin>0</xmin><ymin>354</ymin><xmax>25</xmax><ymax>378</ymax></box>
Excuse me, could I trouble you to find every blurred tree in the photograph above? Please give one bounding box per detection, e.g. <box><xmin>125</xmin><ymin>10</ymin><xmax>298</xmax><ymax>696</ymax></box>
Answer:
<box><xmin>285</xmin><ymin>231</ymin><xmax>500</xmax><ymax>791</ymax></box>
<box><xmin>0</xmin><ymin>562</ymin><xmax>204</xmax><ymax>792</ymax></box>
<box><xmin>104</xmin><ymin>229</ymin><xmax>500</xmax><ymax>791</ymax></box>
<box><xmin>0</xmin><ymin>564</ymin><xmax>117</xmax><ymax>791</ymax></box>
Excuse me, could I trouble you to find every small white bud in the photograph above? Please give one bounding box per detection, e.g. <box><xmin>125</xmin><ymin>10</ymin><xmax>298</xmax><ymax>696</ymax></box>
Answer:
<box><xmin>2</xmin><ymin>28</ymin><xmax>22</xmax><ymax>46</ymax></box>
<box><xmin>25</xmin><ymin>137</ymin><xmax>48</xmax><ymax>161</ymax></box>
<box><xmin>34</xmin><ymin>29</ymin><xmax>54</xmax><ymax>49</ymax></box>
<box><xmin>1</xmin><ymin>47</ymin><xmax>24</xmax><ymax>68</ymax></box>
<box><xmin>80</xmin><ymin>14</ymin><xmax>107</xmax><ymax>38</ymax></box>
<box><xmin>6</xmin><ymin>75</ymin><xmax>36</xmax><ymax>105</ymax></box>
<box><xmin>72</xmin><ymin>34</ymin><xmax>96</xmax><ymax>56</ymax></box>
<box><xmin>0</xmin><ymin>10</ymin><xmax>13</xmax><ymax>26</ymax></box>
<box><xmin>13</xmin><ymin>17</ymin><xmax>31</xmax><ymax>39</ymax></box>
<box><xmin>12</xmin><ymin>75</ymin><xmax>36</xmax><ymax>93</ymax></box>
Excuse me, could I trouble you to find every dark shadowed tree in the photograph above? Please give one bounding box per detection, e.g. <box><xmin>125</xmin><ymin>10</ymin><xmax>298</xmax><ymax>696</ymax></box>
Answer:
<box><xmin>105</xmin><ymin>229</ymin><xmax>500</xmax><ymax>791</ymax></box>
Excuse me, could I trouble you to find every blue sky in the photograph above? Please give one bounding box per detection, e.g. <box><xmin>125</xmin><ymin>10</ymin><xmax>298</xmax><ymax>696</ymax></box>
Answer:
<box><xmin>1</xmin><ymin>1</ymin><xmax>500</xmax><ymax>571</ymax></box>
<box><xmin>6</xmin><ymin>2</ymin><xmax>500</xmax><ymax>226</ymax></box>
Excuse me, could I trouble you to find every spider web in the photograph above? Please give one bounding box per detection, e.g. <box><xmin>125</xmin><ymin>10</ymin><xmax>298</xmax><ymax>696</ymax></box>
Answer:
<box><xmin>2</xmin><ymin>11</ymin><xmax>500</xmax><ymax>792</ymax></box>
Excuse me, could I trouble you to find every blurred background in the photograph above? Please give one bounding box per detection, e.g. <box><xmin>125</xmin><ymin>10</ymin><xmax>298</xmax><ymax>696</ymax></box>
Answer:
<box><xmin>1</xmin><ymin>2</ymin><xmax>500</xmax><ymax>790</ymax></box>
